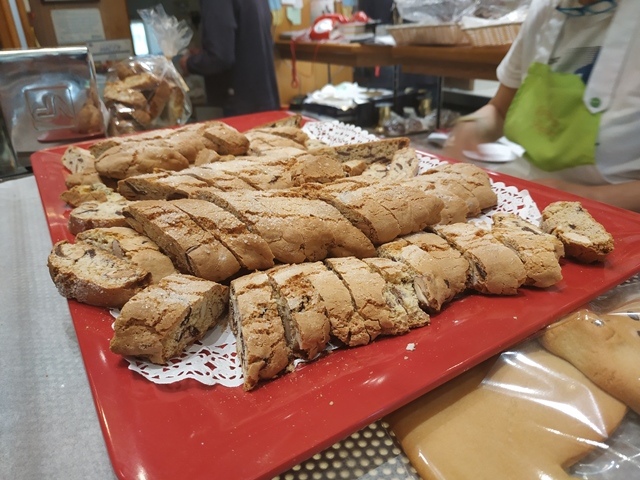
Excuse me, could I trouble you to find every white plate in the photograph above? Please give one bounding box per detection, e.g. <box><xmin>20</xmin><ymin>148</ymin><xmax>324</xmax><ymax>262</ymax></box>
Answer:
<box><xmin>464</xmin><ymin>143</ymin><xmax>517</xmax><ymax>163</ymax></box>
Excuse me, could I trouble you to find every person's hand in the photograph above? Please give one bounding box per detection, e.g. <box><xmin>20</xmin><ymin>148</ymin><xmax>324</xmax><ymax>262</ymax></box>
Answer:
<box><xmin>442</xmin><ymin>119</ymin><xmax>486</xmax><ymax>161</ymax></box>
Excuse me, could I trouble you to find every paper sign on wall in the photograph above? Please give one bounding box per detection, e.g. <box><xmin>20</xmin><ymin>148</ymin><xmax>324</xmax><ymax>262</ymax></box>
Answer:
<box><xmin>51</xmin><ymin>9</ymin><xmax>106</xmax><ymax>45</ymax></box>
<box><xmin>310</xmin><ymin>0</ymin><xmax>334</xmax><ymax>22</ymax></box>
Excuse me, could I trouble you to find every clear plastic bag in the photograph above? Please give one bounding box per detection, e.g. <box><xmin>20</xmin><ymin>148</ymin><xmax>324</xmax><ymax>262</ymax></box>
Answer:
<box><xmin>137</xmin><ymin>4</ymin><xmax>193</xmax><ymax>59</ymax></box>
<box><xmin>103</xmin><ymin>55</ymin><xmax>192</xmax><ymax>136</ymax></box>
<box><xmin>386</xmin><ymin>274</ymin><xmax>640</xmax><ymax>479</ymax></box>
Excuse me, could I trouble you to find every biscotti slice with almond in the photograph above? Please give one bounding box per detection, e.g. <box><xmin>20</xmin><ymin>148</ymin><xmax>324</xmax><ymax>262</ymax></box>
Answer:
<box><xmin>75</xmin><ymin>226</ymin><xmax>177</xmax><ymax>284</ymax></box>
<box><xmin>68</xmin><ymin>198</ymin><xmax>130</xmax><ymax>235</ymax></box>
<box><xmin>289</xmin><ymin>153</ymin><xmax>346</xmax><ymax>186</ymax></box>
<box><xmin>171</xmin><ymin>199</ymin><xmax>275</xmax><ymax>271</ymax></box>
<box><xmin>59</xmin><ymin>183</ymin><xmax>121</xmax><ymax>208</ymax></box>
<box><xmin>95</xmin><ymin>143</ymin><xmax>190</xmax><ymax>180</ymax></box>
<box><xmin>123</xmin><ymin>201</ymin><xmax>241</xmax><ymax>282</ymax></box>
<box><xmin>414</xmin><ymin>171</ymin><xmax>481</xmax><ymax>217</ymax></box>
<box><xmin>404</xmin><ymin>176</ymin><xmax>469</xmax><ymax>224</ymax></box>
<box><xmin>540</xmin><ymin>201</ymin><xmax>614</xmax><ymax>263</ymax></box>
<box><xmin>384</xmin><ymin>147</ymin><xmax>422</xmax><ymax>181</ymax></box>
<box><xmin>196</xmin><ymin>190</ymin><xmax>376</xmax><ymax>264</ymax></box>
<box><xmin>363</xmin><ymin>257</ymin><xmax>430</xmax><ymax>329</ymax></box>
<box><xmin>428</xmin><ymin>163</ymin><xmax>498</xmax><ymax>211</ymax></box>
<box><xmin>117</xmin><ymin>172</ymin><xmax>209</xmax><ymax>201</ymax></box>
<box><xmin>48</xmin><ymin>240</ymin><xmax>150</xmax><ymax>308</ymax></box>
<box><xmin>251</xmin><ymin>113</ymin><xmax>303</xmax><ymax>130</ymax></box>
<box><xmin>308</xmin><ymin>137</ymin><xmax>411</xmax><ymax>165</ymax></box>
<box><xmin>377</xmin><ymin>241</ymin><xmax>456</xmax><ymax>313</ymax></box>
<box><xmin>434</xmin><ymin>222</ymin><xmax>526</xmax><ymax>295</ymax></box>
<box><xmin>266</xmin><ymin>265</ymin><xmax>331</xmax><ymax>360</ymax></box>
<box><xmin>401</xmin><ymin>232</ymin><xmax>469</xmax><ymax>297</ymax></box>
<box><xmin>491</xmin><ymin>213</ymin><xmax>563</xmax><ymax>288</ymax></box>
<box><xmin>61</xmin><ymin>145</ymin><xmax>97</xmax><ymax>174</ymax></box>
<box><xmin>202</xmin><ymin>122</ymin><xmax>250</xmax><ymax>156</ymax></box>
<box><xmin>110</xmin><ymin>274</ymin><xmax>228</xmax><ymax>364</ymax></box>
<box><xmin>230</xmin><ymin>272</ymin><xmax>291</xmax><ymax>391</ymax></box>
<box><xmin>325</xmin><ymin>257</ymin><xmax>409</xmax><ymax>338</ymax></box>
<box><xmin>179</xmin><ymin>166</ymin><xmax>257</xmax><ymax>192</ymax></box>
<box><xmin>274</xmin><ymin>262</ymin><xmax>371</xmax><ymax>347</ymax></box>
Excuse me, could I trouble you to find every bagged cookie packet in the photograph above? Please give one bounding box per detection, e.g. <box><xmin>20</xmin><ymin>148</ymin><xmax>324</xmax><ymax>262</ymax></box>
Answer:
<box><xmin>103</xmin><ymin>5</ymin><xmax>194</xmax><ymax>136</ymax></box>
<box><xmin>103</xmin><ymin>55</ymin><xmax>192</xmax><ymax>137</ymax></box>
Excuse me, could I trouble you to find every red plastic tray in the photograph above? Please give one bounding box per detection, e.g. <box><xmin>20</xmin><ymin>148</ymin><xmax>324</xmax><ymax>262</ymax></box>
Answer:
<box><xmin>32</xmin><ymin>111</ymin><xmax>640</xmax><ymax>480</ymax></box>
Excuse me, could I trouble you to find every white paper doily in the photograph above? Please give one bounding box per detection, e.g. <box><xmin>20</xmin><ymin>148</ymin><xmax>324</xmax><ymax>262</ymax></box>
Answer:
<box><xmin>124</xmin><ymin>120</ymin><xmax>541</xmax><ymax>387</ymax></box>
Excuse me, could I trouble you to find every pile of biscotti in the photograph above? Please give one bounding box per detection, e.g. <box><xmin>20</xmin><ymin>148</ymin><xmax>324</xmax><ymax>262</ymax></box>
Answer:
<box><xmin>48</xmin><ymin>115</ymin><xmax>615</xmax><ymax>390</ymax></box>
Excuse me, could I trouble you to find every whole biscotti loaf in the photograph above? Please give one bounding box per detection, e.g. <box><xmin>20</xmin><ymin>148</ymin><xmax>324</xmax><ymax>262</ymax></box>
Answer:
<box><xmin>110</xmin><ymin>274</ymin><xmax>228</xmax><ymax>364</ymax></box>
<box><xmin>48</xmin><ymin>240</ymin><xmax>150</xmax><ymax>308</ymax></box>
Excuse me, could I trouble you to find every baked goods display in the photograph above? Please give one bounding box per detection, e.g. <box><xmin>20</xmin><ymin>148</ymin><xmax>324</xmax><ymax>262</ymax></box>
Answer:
<box><xmin>49</xmin><ymin>116</ymin><xmax>618</xmax><ymax>392</ymax></box>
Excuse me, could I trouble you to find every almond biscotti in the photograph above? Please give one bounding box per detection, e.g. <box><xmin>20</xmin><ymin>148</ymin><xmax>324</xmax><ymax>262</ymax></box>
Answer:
<box><xmin>230</xmin><ymin>272</ymin><xmax>291</xmax><ymax>391</ymax></box>
<box><xmin>123</xmin><ymin>200</ymin><xmax>241</xmax><ymax>282</ymax></box>
<box><xmin>116</xmin><ymin>171</ymin><xmax>210</xmax><ymax>201</ymax></box>
<box><xmin>404</xmin><ymin>176</ymin><xmax>469</xmax><ymax>224</ymax></box>
<box><xmin>110</xmin><ymin>274</ymin><xmax>229</xmax><ymax>364</ymax></box>
<box><xmin>266</xmin><ymin>265</ymin><xmax>331</xmax><ymax>360</ymax></box>
<box><xmin>272</xmin><ymin>262</ymin><xmax>371</xmax><ymax>347</ymax></box>
<box><xmin>491</xmin><ymin>213</ymin><xmax>564</xmax><ymax>288</ymax></box>
<box><xmin>48</xmin><ymin>240</ymin><xmax>150</xmax><ymax>308</ymax></box>
<box><xmin>59</xmin><ymin>183</ymin><xmax>122</xmax><ymax>208</ymax></box>
<box><xmin>202</xmin><ymin>122</ymin><xmax>250</xmax><ymax>156</ymax></box>
<box><xmin>308</xmin><ymin>137</ymin><xmax>411</xmax><ymax>165</ymax></box>
<box><xmin>377</xmin><ymin>241</ymin><xmax>458</xmax><ymax>313</ymax></box>
<box><xmin>426</xmin><ymin>163</ymin><xmax>497</xmax><ymax>211</ymax></box>
<box><xmin>363</xmin><ymin>257</ymin><xmax>431</xmax><ymax>329</ymax></box>
<box><xmin>171</xmin><ymin>199</ymin><xmax>275</xmax><ymax>271</ymax></box>
<box><xmin>68</xmin><ymin>198</ymin><xmax>130</xmax><ymax>235</ymax></box>
<box><xmin>325</xmin><ymin>257</ymin><xmax>409</xmax><ymax>338</ymax></box>
<box><xmin>75</xmin><ymin>226</ymin><xmax>177</xmax><ymax>284</ymax></box>
<box><xmin>540</xmin><ymin>201</ymin><xmax>614</xmax><ymax>263</ymax></box>
<box><xmin>434</xmin><ymin>222</ymin><xmax>526</xmax><ymax>295</ymax></box>
<box><xmin>95</xmin><ymin>142</ymin><xmax>189</xmax><ymax>180</ymax></box>
<box><xmin>195</xmin><ymin>189</ymin><xmax>376</xmax><ymax>264</ymax></box>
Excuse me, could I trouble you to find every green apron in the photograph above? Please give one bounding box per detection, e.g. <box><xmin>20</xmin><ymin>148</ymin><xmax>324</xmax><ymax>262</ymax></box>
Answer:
<box><xmin>503</xmin><ymin>62</ymin><xmax>601</xmax><ymax>172</ymax></box>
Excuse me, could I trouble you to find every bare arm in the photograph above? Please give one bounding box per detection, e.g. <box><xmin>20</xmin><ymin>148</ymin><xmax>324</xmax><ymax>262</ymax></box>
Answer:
<box><xmin>535</xmin><ymin>178</ymin><xmax>640</xmax><ymax>213</ymax></box>
<box><xmin>442</xmin><ymin>84</ymin><xmax>518</xmax><ymax>161</ymax></box>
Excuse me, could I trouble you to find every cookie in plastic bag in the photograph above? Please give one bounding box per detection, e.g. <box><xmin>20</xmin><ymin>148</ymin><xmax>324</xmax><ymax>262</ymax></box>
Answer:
<box><xmin>104</xmin><ymin>55</ymin><xmax>191</xmax><ymax>136</ymax></box>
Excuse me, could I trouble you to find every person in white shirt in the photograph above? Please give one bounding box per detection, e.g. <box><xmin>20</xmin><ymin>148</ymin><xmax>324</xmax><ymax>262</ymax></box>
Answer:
<box><xmin>444</xmin><ymin>0</ymin><xmax>640</xmax><ymax>212</ymax></box>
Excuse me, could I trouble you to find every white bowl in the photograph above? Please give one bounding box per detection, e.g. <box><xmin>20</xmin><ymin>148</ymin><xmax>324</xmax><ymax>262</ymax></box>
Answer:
<box><xmin>463</xmin><ymin>143</ymin><xmax>517</xmax><ymax>163</ymax></box>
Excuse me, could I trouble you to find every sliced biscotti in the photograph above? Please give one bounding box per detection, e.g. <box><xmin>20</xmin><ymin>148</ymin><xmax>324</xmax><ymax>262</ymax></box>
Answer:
<box><xmin>68</xmin><ymin>198</ymin><xmax>130</xmax><ymax>235</ymax></box>
<box><xmin>48</xmin><ymin>240</ymin><xmax>150</xmax><ymax>308</ymax></box>
<box><xmin>377</xmin><ymin>241</ymin><xmax>457</xmax><ymax>313</ymax></box>
<box><xmin>491</xmin><ymin>213</ymin><xmax>563</xmax><ymax>288</ymax></box>
<box><xmin>309</xmin><ymin>181</ymin><xmax>443</xmax><ymax>244</ymax></box>
<box><xmin>61</xmin><ymin>145</ymin><xmax>97</xmax><ymax>174</ymax></box>
<box><xmin>59</xmin><ymin>183</ymin><xmax>122</xmax><ymax>207</ymax></box>
<box><xmin>193</xmin><ymin>158</ymin><xmax>295</xmax><ymax>191</ymax></box>
<box><xmin>202</xmin><ymin>122</ymin><xmax>250</xmax><ymax>156</ymax></box>
<box><xmin>289</xmin><ymin>153</ymin><xmax>346</xmax><ymax>186</ymax></box>
<box><xmin>266</xmin><ymin>265</ymin><xmax>331</xmax><ymax>360</ymax></box>
<box><xmin>95</xmin><ymin>142</ymin><xmax>190</xmax><ymax>180</ymax></box>
<box><xmin>404</xmin><ymin>176</ymin><xmax>469</xmax><ymax>224</ymax></box>
<box><xmin>116</xmin><ymin>171</ymin><xmax>209</xmax><ymax>200</ymax></box>
<box><xmin>434</xmin><ymin>222</ymin><xmax>526</xmax><ymax>295</ymax></box>
<box><xmin>109</xmin><ymin>274</ymin><xmax>228</xmax><ymax>364</ymax></box>
<box><xmin>308</xmin><ymin>137</ymin><xmax>411</xmax><ymax>165</ymax></box>
<box><xmin>171</xmin><ymin>199</ymin><xmax>275</xmax><ymax>271</ymax></box>
<box><xmin>178</xmin><ymin>165</ymin><xmax>257</xmax><ymax>192</ymax></box>
<box><xmin>415</xmin><ymin>171</ymin><xmax>481</xmax><ymax>217</ymax></box>
<box><xmin>361</xmin><ymin>146</ymin><xmax>422</xmax><ymax>182</ymax></box>
<box><xmin>401</xmin><ymin>232</ymin><xmax>470</xmax><ymax>297</ymax></box>
<box><xmin>363</xmin><ymin>257</ymin><xmax>430</xmax><ymax>329</ymax></box>
<box><xmin>195</xmin><ymin>189</ymin><xmax>376</xmax><ymax>264</ymax></box>
<box><xmin>123</xmin><ymin>201</ymin><xmax>241</xmax><ymax>282</ymax></box>
<box><xmin>230</xmin><ymin>272</ymin><xmax>291</xmax><ymax>391</ymax></box>
<box><xmin>325</xmin><ymin>257</ymin><xmax>410</xmax><ymax>338</ymax></box>
<box><xmin>251</xmin><ymin>113</ymin><xmax>303</xmax><ymax>130</ymax></box>
<box><xmin>426</xmin><ymin>163</ymin><xmax>497</xmax><ymax>211</ymax></box>
<box><xmin>88</xmin><ymin>128</ymin><xmax>174</xmax><ymax>158</ymax></box>
<box><xmin>540</xmin><ymin>201</ymin><xmax>614</xmax><ymax>263</ymax></box>
<box><xmin>75</xmin><ymin>226</ymin><xmax>177</xmax><ymax>284</ymax></box>
<box><xmin>275</xmin><ymin>262</ymin><xmax>371</xmax><ymax>347</ymax></box>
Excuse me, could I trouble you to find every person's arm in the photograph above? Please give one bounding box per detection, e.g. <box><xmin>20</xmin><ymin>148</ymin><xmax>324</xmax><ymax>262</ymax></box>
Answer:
<box><xmin>534</xmin><ymin>179</ymin><xmax>640</xmax><ymax>213</ymax></box>
<box><xmin>181</xmin><ymin>0</ymin><xmax>237</xmax><ymax>76</ymax></box>
<box><xmin>442</xmin><ymin>84</ymin><xmax>518</xmax><ymax>161</ymax></box>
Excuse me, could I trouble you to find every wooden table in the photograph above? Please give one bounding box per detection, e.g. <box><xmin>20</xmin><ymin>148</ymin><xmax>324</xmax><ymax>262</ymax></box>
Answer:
<box><xmin>275</xmin><ymin>40</ymin><xmax>509</xmax><ymax>80</ymax></box>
